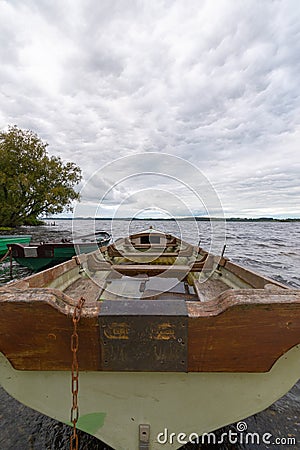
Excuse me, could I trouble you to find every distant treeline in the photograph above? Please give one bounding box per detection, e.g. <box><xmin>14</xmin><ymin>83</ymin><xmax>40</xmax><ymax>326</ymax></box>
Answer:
<box><xmin>46</xmin><ymin>217</ymin><xmax>300</xmax><ymax>222</ymax></box>
<box><xmin>194</xmin><ymin>217</ymin><xmax>300</xmax><ymax>222</ymax></box>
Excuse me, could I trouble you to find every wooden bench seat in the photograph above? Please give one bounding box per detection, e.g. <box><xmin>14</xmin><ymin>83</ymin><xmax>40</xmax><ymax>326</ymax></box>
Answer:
<box><xmin>111</xmin><ymin>262</ymin><xmax>206</xmax><ymax>276</ymax></box>
<box><xmin>123</xmin><ymin>252</ymin><xmax>179</xmax><ymax>258</ymax></box>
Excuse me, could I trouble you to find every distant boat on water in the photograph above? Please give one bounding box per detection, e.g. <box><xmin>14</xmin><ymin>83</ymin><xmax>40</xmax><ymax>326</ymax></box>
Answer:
<box><xmin>0</xmin><ymin>235</ymin><xmax>31</xmax><ymax>258</ymax></box>
<box><xmin>9</xmin><ymin>231</ymin><xmax>111</xmax><ymax>271</ymax></box>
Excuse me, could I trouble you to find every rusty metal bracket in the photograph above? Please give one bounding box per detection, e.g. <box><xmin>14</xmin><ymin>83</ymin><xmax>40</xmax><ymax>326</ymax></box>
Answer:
<box><xmin>99</xmin><ymin>300</ymin><xmax>188</xmax><ymax>372</ymax></box>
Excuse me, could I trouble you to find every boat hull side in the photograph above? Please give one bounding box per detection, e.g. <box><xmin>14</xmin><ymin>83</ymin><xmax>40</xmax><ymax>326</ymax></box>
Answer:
<box><xmin>0</xmin><ymin>345</ymin><xmax>299</xmax><ymax>450</ymax></box>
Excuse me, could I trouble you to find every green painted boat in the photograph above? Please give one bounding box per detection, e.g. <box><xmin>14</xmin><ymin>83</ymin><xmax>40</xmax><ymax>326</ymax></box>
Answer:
<box><xmin>0</xmin><ymin>235</ymin><xmax>31</xmax><ymax>258</ymax></box>
<box><xmin>10</xmin><ymin>231</ymin><xmax>111</xmax><ymax>271</ymax></box>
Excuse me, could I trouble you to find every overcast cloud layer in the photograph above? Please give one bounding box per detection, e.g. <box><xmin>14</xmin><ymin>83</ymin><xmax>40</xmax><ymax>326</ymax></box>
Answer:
<box><xmin>0</xmin><ymin>0</ymin><xmax>299</xmax><ymax>218</ymax></box>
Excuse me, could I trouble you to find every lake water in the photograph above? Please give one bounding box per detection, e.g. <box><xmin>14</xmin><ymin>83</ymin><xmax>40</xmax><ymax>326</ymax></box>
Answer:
<box><xmin>1</xmin><ymin>219</ymin><xmax>300</xmax><ymax>288</ymax></box>
<box><xmin>0</xmin><ymin>219</ymin><xmax>299</xmax><ymax>449</ymax></box>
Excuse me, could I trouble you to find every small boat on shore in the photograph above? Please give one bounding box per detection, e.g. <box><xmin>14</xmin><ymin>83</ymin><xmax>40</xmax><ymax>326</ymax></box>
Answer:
<box><xmin>0</xmin><ymin>228</ymin><xmax>299</xmax><ymax>449</ymax></box>
<box><xmin>0</xmin><ymin>235</ymin><xmax>31</xmax><ymax>258</ymax></box>
<box><xmin>9</xmin><ymin>231</ymin><xmax>111</xmax><ymax>271</ymax></box>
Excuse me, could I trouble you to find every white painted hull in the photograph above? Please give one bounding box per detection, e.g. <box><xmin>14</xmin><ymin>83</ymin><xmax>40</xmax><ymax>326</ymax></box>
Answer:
<box><xmin>0</xmin><ymin>345</ymin><xmax>299</xmax><ymax>450</ymax></box>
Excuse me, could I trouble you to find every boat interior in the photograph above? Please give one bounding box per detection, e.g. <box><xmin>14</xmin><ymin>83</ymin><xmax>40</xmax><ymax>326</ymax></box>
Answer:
<box><xmin>13</xmin><ymin>229</ymin><xmax>286</xmax><ymax>305</ymax></box>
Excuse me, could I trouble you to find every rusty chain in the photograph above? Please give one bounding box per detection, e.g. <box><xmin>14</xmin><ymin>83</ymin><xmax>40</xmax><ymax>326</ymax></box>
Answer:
<box><xmin>70</xmin><ymin>296</ymin><xmax>85</xmax><ymax>450</ymax></box>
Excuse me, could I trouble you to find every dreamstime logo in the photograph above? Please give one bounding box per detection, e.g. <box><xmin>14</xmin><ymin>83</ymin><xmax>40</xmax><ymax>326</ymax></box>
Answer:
<box><xmin>156</xmin><ymin>422</ymin><xmax>297</xmax><ymax>446</ymax></box>
<box><xmin>72</xmin><ymin>153</ymin><xmax>226</xmax><ymax>296</ymax></box>
<box><xmin>236</xmin><ymin>421</ymin><xmax>248</xmax><ymax>432</ymax></box>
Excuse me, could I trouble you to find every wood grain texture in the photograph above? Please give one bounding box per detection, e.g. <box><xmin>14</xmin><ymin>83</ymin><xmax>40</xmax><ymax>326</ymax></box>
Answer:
<box><xmin>221</xmin><ymin>260</ymin><xmax>287</xmax><ymax>289</ymax></box>
<box><xmin>0</xmin><ymin>287</ymin><xmax>299</xmax><ymax>372</ymax></box>
<box><xmin>0</xmin><ymin>288</ymin><xmax>101</xmax><ymax>371</ymax></box>
<box><xmin>187</xmin><ymin>289</ymin><xmax>300</xmax><ymax>372</ymax></box>
<box><xmin>111</xmin><ymin>263</ymin><xmax>205</xmax><ymax>276</ymax></box>
<box><xmin>10</xmin><ymin>258</ymin><xmax>78</xmax><ymax>289</ymax></box>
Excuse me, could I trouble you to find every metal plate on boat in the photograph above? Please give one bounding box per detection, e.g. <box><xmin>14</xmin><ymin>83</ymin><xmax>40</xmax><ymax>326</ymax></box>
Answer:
<box><xmin>24</xmin><ymin>246</ymin><xmax>38</xmax><ymax>257</ymax></box>
<box><xmin>99</xmin><ymin>300</ymin><xmax>188</xmax><ymax>372</ymax></box>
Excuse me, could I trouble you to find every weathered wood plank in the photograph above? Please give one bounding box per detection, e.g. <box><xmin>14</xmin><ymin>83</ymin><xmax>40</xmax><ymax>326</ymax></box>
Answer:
<box><xmin>10</xmin><ymin>258</ymin><xmax>79</xmax><ymax>289</ymax></box>
<box><xmin>221</xmin><ymin>260</ymin><xmax>287</xmax><ymax>289</ymax></box>
<box><xmin>0</xmin><ymin>289</ymin><xmax>101</xmax><ymax>371</ymax></box>
<box><xmin>187</xmin><ymin>290</ymin><xmax>300</xmax><ymax>372</ymax></box>
<box><xmin>111</xmin><ymin>263</ymin><xmax>206</xmax><ymax>276</ymax></box>
<box><xmin>122</xmin><ymin>252</ymin><xmax>179</xmax><ymax>258</ymax></box>
<box><xmin>1</xmin><ymin>288</ymin><xmax>299</xmax><ymax>373</ymax></box>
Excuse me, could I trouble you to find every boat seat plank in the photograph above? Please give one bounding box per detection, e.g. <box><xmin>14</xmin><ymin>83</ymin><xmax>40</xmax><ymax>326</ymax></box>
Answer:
<box><xmin>125</xmin><ymin>243</ymin><xmax>177</xmax><ymax>249</ymax></box>
<box><xmin>123</xmin><ymin>252</ymin><xmax>179</xmax><ymax>258</ymax></box>
<box><xmin>108</xmin><ymin>247</ymin><xmax>195</xmax><ymax>258</ymax></box>
<box><xmin>111</xmin><ymin>264</ymin><xmax>190</xmax><ymax>273</ymax></box>
<box><xmin>111</xmin><ymin>263</ymin><xmax>205</xmax><ymax>275</ymax></box>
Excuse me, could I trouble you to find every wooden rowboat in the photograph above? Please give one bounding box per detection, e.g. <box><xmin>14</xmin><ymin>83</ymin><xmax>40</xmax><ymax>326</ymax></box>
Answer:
<box><xmin>9</xmin><ymin>231</ymin><xmax>111</xmax><ymax>271</ymax></box>
<box><xmin>0</xmin><ymin>228</ymin><xmax>299</xmax><ymax>449</ymax></box>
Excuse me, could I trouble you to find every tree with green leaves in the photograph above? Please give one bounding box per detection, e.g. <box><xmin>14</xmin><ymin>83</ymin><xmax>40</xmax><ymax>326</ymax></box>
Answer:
<box><xmin>0</xmin><ymin>125</ymin><xmax>82</xmax><ymax>227</ymax></box>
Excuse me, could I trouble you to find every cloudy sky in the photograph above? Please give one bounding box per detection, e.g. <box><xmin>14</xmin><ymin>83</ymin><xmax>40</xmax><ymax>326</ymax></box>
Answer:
<box><xmin>1</xmin><ymin>0</ymin><xmax>299</xmax><ymax>218</ymax></box>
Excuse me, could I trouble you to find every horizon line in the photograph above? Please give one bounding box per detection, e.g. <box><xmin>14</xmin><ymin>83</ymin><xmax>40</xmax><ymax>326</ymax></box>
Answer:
<box><xmin>43</xmin><ymin>216</ymin><xmax>300</xmax><ymax>221</ymax></box>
